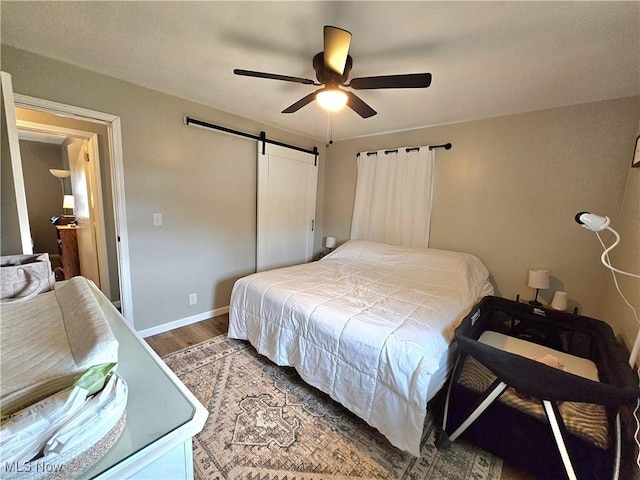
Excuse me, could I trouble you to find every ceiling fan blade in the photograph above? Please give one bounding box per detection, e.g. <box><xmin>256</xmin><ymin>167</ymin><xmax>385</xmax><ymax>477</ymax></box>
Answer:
<box><xmin>324</xmin><ymin>26</ymin><xmax>352</xmax><ymax>75</ymax></box>
<box><xmin>346</xmin><ymin>91</ymin><xmax>377</xmax><ymax>118</ymax></box>
<box><xmin>349</xmin><ymin>73</ymin><xmax>432</xmax><ymax>90</ymax></box>
<box><xmin>234</xmin><ymin>69</ymin><xmax>315</xmax><ymax>85</ymax></box>
<box><xmin>282</xmin><ymin>92</ymin><xmax>318</xmax><ymax>114</ymax></box>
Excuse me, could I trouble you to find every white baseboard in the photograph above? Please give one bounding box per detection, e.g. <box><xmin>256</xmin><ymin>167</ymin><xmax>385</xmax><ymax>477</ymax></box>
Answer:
<box><xmin>137</xmin><ymin>305</ymin><xmax>230</xmax><ymax>338</ymax></box>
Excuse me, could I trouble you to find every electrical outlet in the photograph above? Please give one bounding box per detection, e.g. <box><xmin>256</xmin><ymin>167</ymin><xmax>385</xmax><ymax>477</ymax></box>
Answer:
<box><xmin>189</xmin><ymin>293</ymin><xmax>197</xmax><ymax>305</ymax></box>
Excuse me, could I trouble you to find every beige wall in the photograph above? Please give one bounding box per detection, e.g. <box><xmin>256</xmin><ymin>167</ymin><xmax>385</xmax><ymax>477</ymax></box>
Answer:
<box><xmin>324</xmin><ymin>98</ymin><xmax>639</xmax><ymax>332</ymax></box>
<box><xmin>601</xmin><ymin>121</ymin><xmax>640</xmax><ymax>357</ymax></box>
<box><xmin>19</xmin><ymin>140</ymin><xmax>65</xmax><ymax>254</ymax></box>
<box><xmin>3</xmin><ymin>44</ymin><xmax>637</xmax><ymax>347</ymax></box>
<box><xmin>2</xmin><ymin>45</ymin><xmax>325</xmax><ymax>331</ymax></box>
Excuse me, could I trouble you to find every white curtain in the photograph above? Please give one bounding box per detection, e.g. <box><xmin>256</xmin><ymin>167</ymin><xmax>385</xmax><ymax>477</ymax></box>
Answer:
<box><xmin>350</xmin><ymin>146</ymin><xmax>435</xmax><ymax>248</ymax></box>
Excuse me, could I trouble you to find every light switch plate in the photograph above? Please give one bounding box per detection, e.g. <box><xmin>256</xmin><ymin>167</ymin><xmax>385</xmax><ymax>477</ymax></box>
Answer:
<box><xmin>153</xmin><ymin>213</ymin><xmax>163</xmax><ymax>226</ymax></box>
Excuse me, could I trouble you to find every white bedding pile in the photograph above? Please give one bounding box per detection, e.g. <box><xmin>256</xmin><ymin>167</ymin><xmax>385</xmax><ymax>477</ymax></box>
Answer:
<box><xmin>229</xmin><ymin>240</ymin><xmax>493</xmax><ymax>455</ymax></box>
<box><xmin>1</xmin><ymin>277</ymin><xmax>119</xmax><ymax>415</ymax></box>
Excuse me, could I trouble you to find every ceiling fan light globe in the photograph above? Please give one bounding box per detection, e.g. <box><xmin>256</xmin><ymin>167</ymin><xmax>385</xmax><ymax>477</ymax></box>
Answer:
<box><xmin>316</xmin><ymin>88</ymin><xmax>348</xmax><ymax>112</ymax></box>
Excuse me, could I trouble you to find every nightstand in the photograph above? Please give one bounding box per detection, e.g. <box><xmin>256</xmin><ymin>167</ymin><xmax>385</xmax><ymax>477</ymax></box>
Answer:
<box><xmin>314</xmin><ymin>249</ymin><xmax>333</xmax><ymax>261</ymax></box>
<box><xmin>515</xmin><ymin>294</ymin><xmax>578</xmax><ymax>315</ymax></box>
<box><xmin>56</xmin><ymin>225</ymin><xmax>81</xmax><ymax>279</ymax></box>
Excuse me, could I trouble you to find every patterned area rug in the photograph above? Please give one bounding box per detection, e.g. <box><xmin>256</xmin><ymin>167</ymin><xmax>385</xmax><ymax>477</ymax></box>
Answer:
<box><xmin>163</xmin><ymin>335</ymin><xmax>503</xmax><ymax>480</ymax></box>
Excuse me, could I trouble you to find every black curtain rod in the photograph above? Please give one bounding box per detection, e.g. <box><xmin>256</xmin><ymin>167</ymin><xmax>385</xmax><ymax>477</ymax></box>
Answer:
<box><xmin>429</xmin><ymin>143</ymin><xmax>452</xmax><ymax>150</ymax></box>
<box><xmin>359</xmin><ymin>143</ymin><xmax>452</xmax><ymax>157</ymax></box>
<box><xmin>184</xmin><ymin>116</ymin><xmax>319</xmax><ymax>162</ymax></box>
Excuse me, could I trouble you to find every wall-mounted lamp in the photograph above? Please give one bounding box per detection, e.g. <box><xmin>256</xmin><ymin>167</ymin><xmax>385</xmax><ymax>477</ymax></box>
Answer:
<box><xmin>527</xmin><ymin>269</ymin><xmax>550</xmax><ymax>306</ymax></box>
<box><xmin>575</xmin><ymin>211</ymin><xmax>610</xmax><ymax>232</ymax></box>
<box><xmin>575</xmin><ymin>212</ymin><xmax>639</xmax><ymax>278</ymax></box>
<box><xmin>575</xmin><ymin>211</ymin><xmax>640</xmax><ymax>366</ymax></box>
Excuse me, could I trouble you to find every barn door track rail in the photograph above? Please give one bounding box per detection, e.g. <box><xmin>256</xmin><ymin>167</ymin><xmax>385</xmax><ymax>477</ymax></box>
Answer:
<box><xmin>184</xmin><ymin>116</ymin><xmax>319</xmax><ymax>165</ymax></box>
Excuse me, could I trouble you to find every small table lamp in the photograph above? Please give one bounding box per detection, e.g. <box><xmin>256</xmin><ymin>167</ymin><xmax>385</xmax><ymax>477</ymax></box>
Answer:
<box><xmin>63</xmin><ymin>194</ymin><xmax>75</xmax><ymax>216</ymax></box>
<box><xmin>528</xmin><ymin>269</ymin><xmax>550</xmax><ymax>306</ymax></box>
<box><xmin>325</xmin><ymin>236</ymin><xmax>336</xmax><ymax>251</ymax></box>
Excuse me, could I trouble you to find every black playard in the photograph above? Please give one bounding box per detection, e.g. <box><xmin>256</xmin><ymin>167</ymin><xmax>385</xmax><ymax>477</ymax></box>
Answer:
<box><xmin>436</xmin><ymin>296</ymin><xmax>640</xmax><ymax>480</ymax></box>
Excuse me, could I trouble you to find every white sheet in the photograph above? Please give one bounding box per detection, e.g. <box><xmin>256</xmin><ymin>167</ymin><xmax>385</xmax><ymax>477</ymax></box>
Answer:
<box><xmin>1</xmin><ymin>277</ymin><xmax>119</xmax><ymax>415</ymax></box>
<box><xmin>228</xmin><ymin>240</ymin><xmax>493</xmax><ymax>456</ymax></box>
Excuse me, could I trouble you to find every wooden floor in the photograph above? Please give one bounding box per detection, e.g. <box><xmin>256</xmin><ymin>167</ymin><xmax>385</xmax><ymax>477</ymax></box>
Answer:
<box><xmin>145</xmin><ymin>315</ymin><xmax>534</xmax><ymax>480</ymax></box>
<box><xmin>145</xmin><ymin>314</ymin><xmax>229</xmax><ymax>357</ymax></box>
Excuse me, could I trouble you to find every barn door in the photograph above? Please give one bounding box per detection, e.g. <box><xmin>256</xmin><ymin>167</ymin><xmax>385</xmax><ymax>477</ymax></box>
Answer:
<box><xmin>257</xmin><ymin>142</ymin><xmax>317</xmax><ymax>271</ymax></box>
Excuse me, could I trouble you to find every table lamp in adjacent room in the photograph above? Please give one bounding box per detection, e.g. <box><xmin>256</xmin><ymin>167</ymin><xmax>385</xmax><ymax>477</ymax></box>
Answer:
<box><xmin>528</xmin><ymin>269</ymin><xmax>550</xmax><ymax>306</ymax></box>
<box><xmin>62</xmin><ymin>194</ymin><xmax>75</xmax><ymax>217</ymax></box>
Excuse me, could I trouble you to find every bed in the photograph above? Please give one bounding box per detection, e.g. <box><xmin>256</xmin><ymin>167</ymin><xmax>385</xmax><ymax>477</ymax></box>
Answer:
<box><xmin>228</xmin><ymin>240</ymin><xmax>493</xmax><ymax>455</ymax></box>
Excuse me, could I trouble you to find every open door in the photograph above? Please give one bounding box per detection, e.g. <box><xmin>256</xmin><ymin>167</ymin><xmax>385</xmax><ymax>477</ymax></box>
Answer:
<box><xmin>67</xmin><ymin>138</ymin><xmax>101</xmax><ymax>287</ymax></box>
<box><xmin>7</xmin><ymin>88</ymin><xmax>131</xmax><ymax>320</ymax></box>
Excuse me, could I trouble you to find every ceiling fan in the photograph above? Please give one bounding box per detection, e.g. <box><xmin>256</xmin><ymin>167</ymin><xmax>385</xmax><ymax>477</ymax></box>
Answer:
<box><xmin>234</xmin><ymin>26</ymin><xmax>432</xmax><ymax>118</ymax></box>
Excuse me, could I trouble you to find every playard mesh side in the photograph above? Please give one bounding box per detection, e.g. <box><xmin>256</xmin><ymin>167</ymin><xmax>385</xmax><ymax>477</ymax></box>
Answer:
<box><xmin>453</xmin><ymin>296</ymin><xmax>639</xmax><ymax>406</ymax></box>
<box><xmin>438</xmin><ymin>296</ymin><xmax>640</xmax><ymax>479</ymax></box>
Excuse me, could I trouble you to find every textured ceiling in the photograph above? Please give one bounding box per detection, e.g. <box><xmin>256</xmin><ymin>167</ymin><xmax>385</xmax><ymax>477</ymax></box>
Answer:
<box><xmin>2</xmin><ymin>1</ymin><xmax>638</xmax><ymax>142</ymax></box>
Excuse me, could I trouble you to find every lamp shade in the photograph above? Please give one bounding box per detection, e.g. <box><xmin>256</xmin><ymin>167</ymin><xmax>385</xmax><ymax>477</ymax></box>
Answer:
<box><xmin>551</xmin><ymin>291</ymin><xmax>568</xmax><ymax>311</ymax></box>
<box><xmin>63</xmin><ymin>194</ymin><xmax>75</xmax><ymax>210</ymax></box>
<box><xmin>49</xmin><ymin>169</ymin><xmax>70</xmax><ymax>179</ymax></box>
<box><xmin>325</xmin><ymin>236</ymin><xmax>336</xmax><ymax>249</ymax></box>
<box><xmin>528</xmin><ymin>269</ymin><xmax>550</xmax><ymax>289</ymax></box>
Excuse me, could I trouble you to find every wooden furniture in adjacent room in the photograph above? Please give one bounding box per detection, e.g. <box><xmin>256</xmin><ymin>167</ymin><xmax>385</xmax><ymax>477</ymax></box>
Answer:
<box><xmin>56</xmin><ymin>225</ymin><xmax>81</xmax><ymax>279</ymax></box>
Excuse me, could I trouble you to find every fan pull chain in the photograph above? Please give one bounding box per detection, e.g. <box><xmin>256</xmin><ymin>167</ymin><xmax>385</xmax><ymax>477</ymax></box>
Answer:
<box><xmin>326</xmin><ymin>112</ymin><xmax>334</xmax><ymax>148</ymax></box>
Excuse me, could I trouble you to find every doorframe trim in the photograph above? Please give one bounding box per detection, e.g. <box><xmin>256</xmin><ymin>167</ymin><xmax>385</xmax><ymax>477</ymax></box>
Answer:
<box><xmin>1</xmin><ymin>73</ymin><xmax>32</xmax><ymax>254</ymax></box>
<box><xmin>13</xmin><ymin>93</ymin><xmax>133</xmax><ymax>322</ymax></box>
<box><xmin>17</xmin><ymin>120</ymin><xmax>111</xmax><ymax>299</ymax></box>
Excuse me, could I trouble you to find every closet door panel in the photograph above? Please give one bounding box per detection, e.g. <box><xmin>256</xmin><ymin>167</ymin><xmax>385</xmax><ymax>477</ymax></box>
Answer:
<box><xmin>257</xmin><ymin>143</ymin><xmax>317</xmax><ymax>272</ymax></box>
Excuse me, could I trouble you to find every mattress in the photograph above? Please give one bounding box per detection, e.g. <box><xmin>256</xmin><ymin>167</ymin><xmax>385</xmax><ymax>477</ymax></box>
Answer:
<box><xmin>229</xmin><ymin>240</ymin><xmax>493</xmax><ymax>455</ymax></box>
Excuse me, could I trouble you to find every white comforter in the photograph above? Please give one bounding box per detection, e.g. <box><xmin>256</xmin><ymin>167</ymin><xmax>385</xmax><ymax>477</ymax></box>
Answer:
<box><xmin>228</xmin><ymin>240</ymin><xmax>493</xmax><ymax>455</ymax></box>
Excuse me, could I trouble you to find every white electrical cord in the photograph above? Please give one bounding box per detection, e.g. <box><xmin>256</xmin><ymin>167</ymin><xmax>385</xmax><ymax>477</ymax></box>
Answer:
<box><xmin>596</xmin><ymin>231</ymin><xmax>640</xmax><ymax>357</ymax></box>
<box><xmin>600</xmin><ymin>227</ymin><xmax>640</xmax><ymax>279</ymax></box>
<box><xmin>635</xmin><ymin>398</ymin><xmax>640</xmax><ymax>471</ymax></box>
<box><xmin>595</xmin><ymin>231</ymin><xmax>640</xmax><ymax>469</ymax></box>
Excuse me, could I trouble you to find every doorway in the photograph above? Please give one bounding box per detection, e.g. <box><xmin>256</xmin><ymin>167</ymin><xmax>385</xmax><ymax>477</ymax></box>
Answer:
<box><xmin>2</xmin><ymin>78</ymin><xmax>133</xmax><ymax>320</ymax></box>
<box><xmin>17</xmin><ymin>120</ymin><xmax>109</xmax><ymax>297</ymax></box>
